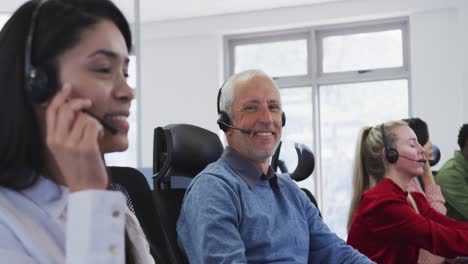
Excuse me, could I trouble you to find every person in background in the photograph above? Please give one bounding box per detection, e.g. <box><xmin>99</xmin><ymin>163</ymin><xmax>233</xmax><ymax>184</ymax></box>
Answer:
<box><xmin>347</xmin><ymin>121</ymin><xmax>468</xmax><ymax>264</ymax></box>
<box><xmin>177</xmin><ymin>69</ymin><xmax>373</xmax><ymax>263</ymax></box>
<box><xmin>0</xmin><ymin>0</ymin><xmax>154</xmax><ymax>263</ymax></box>
<box><xmin>404</xmin><ymin>117</ymin><xmax>446</xmax><ymax>264</ymax></box>
<box><xmin>436</xmin><ymin>124</ymin><xmax>468</xmax><ymax>222</ymax></box>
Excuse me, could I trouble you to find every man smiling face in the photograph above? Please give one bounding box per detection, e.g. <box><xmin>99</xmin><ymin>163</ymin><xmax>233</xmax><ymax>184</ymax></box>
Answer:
<box><xmin>226</xmin><ymin>73</ymin><xmax>283</xmax><ymax>173</ymax></box>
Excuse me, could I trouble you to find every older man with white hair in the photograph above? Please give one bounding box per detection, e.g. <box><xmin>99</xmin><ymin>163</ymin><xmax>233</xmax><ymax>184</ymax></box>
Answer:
<box><xmin>177</xmin><ymin>69</ymin><xmax>373</xmax><ymax>263</ymax></box>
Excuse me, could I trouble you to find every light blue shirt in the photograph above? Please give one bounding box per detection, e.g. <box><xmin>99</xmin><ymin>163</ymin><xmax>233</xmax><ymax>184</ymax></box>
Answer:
<box><xmin>177</xmin><ymin>147</ymin><xmax>373</xmax><ymax>263</ymax></box>
<box><xmin>0</xmin><ymin>176</ymin><xmax>154</xmax><ymax>264</ymax></box>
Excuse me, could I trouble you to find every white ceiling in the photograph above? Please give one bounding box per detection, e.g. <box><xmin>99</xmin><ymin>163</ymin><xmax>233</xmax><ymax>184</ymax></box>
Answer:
<box><xmin>2</xmin><ymin>0</ymin><xmax>344</xmax><ymax>23</ymax></box>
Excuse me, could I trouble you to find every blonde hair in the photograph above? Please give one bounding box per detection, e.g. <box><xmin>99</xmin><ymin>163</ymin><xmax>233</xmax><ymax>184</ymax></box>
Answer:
<box><xmin>347</xmin><ymin>121</ymin><xmax>408</xmax><ymax>230</ymax></box>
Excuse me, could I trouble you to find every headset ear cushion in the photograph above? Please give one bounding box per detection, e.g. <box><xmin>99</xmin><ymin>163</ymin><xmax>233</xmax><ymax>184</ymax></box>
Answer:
<box><xmin>27</xmin><ymin>67</ymin><xmax>50</xmax><ymax>104</ymax></box>
<box><xmin>386</xmin><ymin>148</ymin><xmax>399</xmax><ymax>164</ymax></box>
<box><xmin>281</xmin><ymin>112</ymin><xmax>286</xmax><ymax>127</ymax></box>
<box><xmin>217</xmin><ymin>112</ymin><xmax>230</xmax><ymax>132</ymax></box>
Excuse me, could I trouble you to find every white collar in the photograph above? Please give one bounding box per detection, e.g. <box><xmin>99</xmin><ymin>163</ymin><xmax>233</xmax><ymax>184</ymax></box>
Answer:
<box><xmin>21</xmin><ymin>176</ymin><xmax>69</xmax><ymax>220</ymax></box>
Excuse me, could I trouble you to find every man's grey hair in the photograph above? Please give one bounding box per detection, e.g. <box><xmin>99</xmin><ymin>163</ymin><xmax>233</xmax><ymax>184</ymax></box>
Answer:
<box><xmin>219</xmin><ymin>69</ymin><xmax>277</xmax><ymax>117</ymax></box>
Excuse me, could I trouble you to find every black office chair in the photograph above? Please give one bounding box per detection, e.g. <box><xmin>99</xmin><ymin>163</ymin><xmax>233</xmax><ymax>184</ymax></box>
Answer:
<box><xmin>271</xmin><ymin>142</ymin><xmax>321</xmax><ymax>218</ymax></box>
<box><xmin>108</xmin><ymin>166</ymin><xmax>170</xmax><ymax>263</ymax></box>
<box><xmin>429</xmin><ymin>144</ymin><xmax>441</xmax><ymax>167</ymax></box>
<box><xmin>152</xmin><ymin>124</ymin><xmax>224</xmax><ymax>264</ymax></box>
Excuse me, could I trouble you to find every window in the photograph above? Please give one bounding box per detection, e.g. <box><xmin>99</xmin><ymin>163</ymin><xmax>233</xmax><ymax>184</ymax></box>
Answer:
<box><xmin>279</xmin><ymin>86</ymin><xmax>315</xmax><ymax>191</ymax></box>
<box><xmin>234</xmin><ymin>39</ymin><xmax>308</xmax><ymax>77</ymax></box>
<box><xmin>319</xmin><ymin>80</ymin><xmax>408</xmax><ymax>237</ymax></box>
<box><xmin>225</xmin><ymin>19</ymin><xmax>410</xmax><ymax>239</ymax></box>
<box><xmin>0</xmin><ymin>14</ymin><xmax>10</xmax><ymax>29</ymax></box>
<box><xmin>321</xmin><ymin>29</ymin><xmax>403</xmax><ymax>73</ymax></box>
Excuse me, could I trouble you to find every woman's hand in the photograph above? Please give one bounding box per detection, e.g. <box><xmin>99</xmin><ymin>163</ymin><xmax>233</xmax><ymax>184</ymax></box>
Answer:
<box><xmin>45</xmin><ymin>83</ymin><xmax>108</xmax><ymax>192</ymax></box>
<box><xmin>421</xmin><ymin>152</ymin><xmax>435</xmax><ymax>187</ymax></box>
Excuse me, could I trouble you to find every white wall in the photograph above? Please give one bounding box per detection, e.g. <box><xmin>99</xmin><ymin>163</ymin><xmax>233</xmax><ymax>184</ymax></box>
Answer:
<box><xmin>458</xmin><ymin>1</ymin><xmax>468</xmax><ymax>132</ymax></box>
<box><xmin>140</xmin><ymin>35</ymin><xmax>222</xmax><ymax>167</ymax></box>
<box><xmin>410</xmin><ymin>8</ymin><xmax>462</xmax><ymax>169</ymax></box>
<box><xmin>139</xmin><ymin>0</ymin><xmax>467</xmax><ymax>168</ymax></box>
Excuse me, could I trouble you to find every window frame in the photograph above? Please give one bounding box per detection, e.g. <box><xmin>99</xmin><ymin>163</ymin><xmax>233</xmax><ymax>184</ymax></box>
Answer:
<box><xmin>316</xmin><ymin>19</ymin><xmax>410</xmax><ymax>85</ymax></box>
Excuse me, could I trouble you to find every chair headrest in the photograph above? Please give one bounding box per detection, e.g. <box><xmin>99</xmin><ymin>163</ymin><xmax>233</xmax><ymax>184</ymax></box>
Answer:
<box><xmin>429</xmin><ymin>144</ymin><xmax>441</xmax><ymax>167</ymax></box>
<box><xmin>153</xmin><ymin>124</ymin><xmax>224</xmax><ymax>187</ymax></box>
<box><xmin>290</xmin><ymin>143</ymin><xmax>315</xmax><ymax>182</ymax></box>
<box><xmin>271</xmin><ymin>141</ymin><xmax>315</xmax><ymax>182</ymax></box>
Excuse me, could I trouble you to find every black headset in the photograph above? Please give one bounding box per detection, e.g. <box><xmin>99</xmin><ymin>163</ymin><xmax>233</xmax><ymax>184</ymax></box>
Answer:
<box><xmin>216</xmin><ymin>82</ymin><xmax>286</xmax><ymax>132</ymax></box>
<box><xmin>24</xmin><ymin>0</ymin><xmax>53</xmax><ymax>104</ymax></box>
<box><xmin>380</xmin><ymin>123</ymin><xmax>399</xmax><ymax>164</ymax></box>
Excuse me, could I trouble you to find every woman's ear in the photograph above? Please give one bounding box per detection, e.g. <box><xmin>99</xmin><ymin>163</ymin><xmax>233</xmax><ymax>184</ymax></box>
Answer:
<box><xmin>381</xmin><ymin>147</ymin><xmax>387</xmax><ymax>163</ymax></box>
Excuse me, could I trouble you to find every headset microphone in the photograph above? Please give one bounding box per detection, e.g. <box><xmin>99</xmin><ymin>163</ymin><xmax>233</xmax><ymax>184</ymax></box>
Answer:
<box><xmin>217</xmin><ymin>121</ymin><xmax>253</xmax><ymax>135</ymax></box>
<box><xmin>82</xmin><ymin>110</ymin><xmax>119</xmax><ymax>135</ymax></box>
<box><xmin>399</xmin><ymin>155</ymin><xmax>427</xmax><ymax>163</ymax></box>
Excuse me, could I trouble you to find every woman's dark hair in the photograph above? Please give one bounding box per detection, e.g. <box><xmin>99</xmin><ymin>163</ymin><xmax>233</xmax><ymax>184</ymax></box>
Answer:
<box><xmin>458</xmin><ymin>124</ymin><xmax>468</xmax><ymax>150</ymax></box>
<box><xmin>403</xmin><ymin>117</ymin><xmax>429</xmax><ymax>146</ymax></box>
<box><xmin>0</xmin><ymin>0</ymin><xmax>132</xmax><ymax>190</ymax></box>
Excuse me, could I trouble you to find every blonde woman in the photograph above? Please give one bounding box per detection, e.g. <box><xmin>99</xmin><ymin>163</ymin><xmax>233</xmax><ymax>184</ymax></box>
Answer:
<box><xmin>347</xmin><ymin>121</ymin><xmax>468</xmax><ymax>264</ymax></box>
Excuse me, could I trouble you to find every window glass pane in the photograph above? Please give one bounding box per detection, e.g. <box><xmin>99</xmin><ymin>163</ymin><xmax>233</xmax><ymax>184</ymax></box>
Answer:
<box><xmin>105</xmin><ymin>55</ymin><xmax>138</xmax><ymax>167</ymax></box>
<box><xmin>322</xmin><ymin>29</ymin><xmax>403</xmax><ymax>73</ymax></box>
<box><xmin>319</xmin><ymin>79</ymin><xmax>408</xmax><ymax>239</ymax></box>
<box><xmin>0</xmin><ymin>14</ymin><xmax>10</xmax><ymax>30</ymax></box>
<box><xmin>278</xmin><ymin>87</ymin><xmax>314</xmax><ymax>192</ymax></box>
<box><xmin>235</xmin><ymin>39</ymin><xmax>307</xmax><ymax>77</ymax></box>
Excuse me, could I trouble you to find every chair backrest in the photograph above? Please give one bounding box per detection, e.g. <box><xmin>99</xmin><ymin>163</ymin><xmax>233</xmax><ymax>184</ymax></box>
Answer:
<box><xmin>152</xmin><ymin>190</ymin><xmax>187</xmax><ymax>264</ymax></box>
<box><xmin>271</xmin><ymin>142</ymin><xmax>321</xmax><ymax>217</ymax></box>
<box><xmin>108</xmin><ymin>166</ymin><xmax>170</xmax><ymax>263</ymax></box>
<box><xmin>152</xmin><ymin>124</ymin><xmax>224</xmax><ymax>264</ymax></box>
<box><xmin>289</xmin><ymin>143</ymin><xmax>315</xmax><ymax>182</ymax></box>
<box><xmin>153</xmin><ymin>123</ymin><xmax>224</xmax><ymax>189</ymax></box>
<box><xmin>429</xmin><ymin>144</ymin><xmax>441</xmax><ymax>167</ymax></box>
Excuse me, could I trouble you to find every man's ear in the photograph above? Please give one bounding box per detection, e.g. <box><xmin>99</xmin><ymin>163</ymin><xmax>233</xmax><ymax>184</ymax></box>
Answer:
<box><xmin>226</xmin><ymin>128</ymin><xmax>233</xmax><ymax>137</ymax></box>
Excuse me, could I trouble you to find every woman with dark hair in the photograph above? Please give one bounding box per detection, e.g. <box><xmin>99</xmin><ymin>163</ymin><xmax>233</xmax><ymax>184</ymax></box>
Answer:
<box><xmin>347</xmin><ymin>121</ymin><xmax>468</xmax><ymax>264</ymax></box>
<box><xmin>404</xmin><ymin>118</ymin><xmax>447</xmax><ymax>264</ymax></box>
<box><xmin>0</xmin><ymin>0</ymin><xmax>154</xmax><ymax>263</ymax></box>
<box><xmin>404</xmin><ymin>118</ymin><xmax>446</xmax><ymax>210</ymax></box>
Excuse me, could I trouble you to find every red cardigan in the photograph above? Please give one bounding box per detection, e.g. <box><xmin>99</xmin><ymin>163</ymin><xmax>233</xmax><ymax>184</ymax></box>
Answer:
<box><xmin>347</xmin><ymin>178</ymin><xmax>468</xmax><ymax>264</ymax></box>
